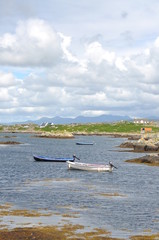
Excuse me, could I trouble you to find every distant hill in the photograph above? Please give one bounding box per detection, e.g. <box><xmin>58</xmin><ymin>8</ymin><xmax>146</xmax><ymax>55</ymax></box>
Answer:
<box><xmin>24</xmin><ymin>114</ymin><xmax>132</xmax><ymax>125</ymax></box>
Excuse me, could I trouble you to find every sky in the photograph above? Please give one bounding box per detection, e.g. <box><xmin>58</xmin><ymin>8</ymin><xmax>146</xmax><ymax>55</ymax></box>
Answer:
<box><xmin>0</xmin><ymin>0</ymin><xmax>159</xmax><ymax>123</ymax></box>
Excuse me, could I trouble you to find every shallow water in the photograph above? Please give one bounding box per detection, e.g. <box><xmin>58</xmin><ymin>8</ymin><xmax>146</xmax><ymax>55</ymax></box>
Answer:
<box><xmin>0</xmin><ymin>133</ymin><xmax>159</xmax><ymax>238</ymax></box>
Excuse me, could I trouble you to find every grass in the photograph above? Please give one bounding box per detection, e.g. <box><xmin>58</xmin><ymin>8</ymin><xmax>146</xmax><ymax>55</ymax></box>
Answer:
<box><xmin>35</xmin><ymin>122</ymin><xmax>159</xmax><ymax>134</ymax></box>
<box><xmin>1</xmin><ymin>122</ymin><xmax>159</xmax><ymax>134</ymax></box>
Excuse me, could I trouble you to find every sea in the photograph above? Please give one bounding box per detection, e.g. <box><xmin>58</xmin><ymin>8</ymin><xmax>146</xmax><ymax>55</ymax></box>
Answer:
<box><xmin>0</xmin><ymin>133</ymin><xmax>159</xmax><ymax>239</ymax></box>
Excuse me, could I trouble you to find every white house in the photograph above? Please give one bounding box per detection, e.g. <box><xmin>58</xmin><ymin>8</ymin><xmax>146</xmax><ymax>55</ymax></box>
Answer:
<box><xmin>133</xmin><ymin>118</ymin><xmax>150</xmax><ymax>124</ymax></box>
<box><xmin>40</xmin><ymin>122</ymin><xmax>54</xmax><ymax>128</ymax></box>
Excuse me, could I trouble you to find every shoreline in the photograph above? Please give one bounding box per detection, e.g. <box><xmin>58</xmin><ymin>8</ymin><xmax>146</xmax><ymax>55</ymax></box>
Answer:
<box><xmin>0</xmin><ymin>130</ymin><xmax>141</xmax><ymax>137</ymax></box>
<box><xmin>1</xmin><ymin>131</ymin><xmax>159</xmax><ymax>166</ymax></box>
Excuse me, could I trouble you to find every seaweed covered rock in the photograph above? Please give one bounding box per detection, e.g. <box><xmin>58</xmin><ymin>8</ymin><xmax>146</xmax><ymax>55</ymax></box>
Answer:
<box><xmin>0</xmin><ymin>141</ymin><xmax>21</xmax><ymax>145</ymax></box>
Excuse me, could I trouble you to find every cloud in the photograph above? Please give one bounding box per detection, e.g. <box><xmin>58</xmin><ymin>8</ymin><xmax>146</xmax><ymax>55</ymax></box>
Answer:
<box><xmin>0</xmin><ymin>71</ymin><xmax>17</xmax><ymax>87</ymax></box>
<box><xmin>121</xmin><ymin>11</ymin><xmax>128</xmax><ymax>19</ymax></box>
<box><xmin>1</xmin><ymin>15</ymin><xmax>159</xmax><ymax>122</ymax></box>
<box><xmin>85</xmin><ymin>42</ymin><xmax>115</xmax><ymax>65</ymax></box>
<box><xmin>0</xmin><ymin>19</ymin><xmax>63</xmax><ymax>67</ymax></box>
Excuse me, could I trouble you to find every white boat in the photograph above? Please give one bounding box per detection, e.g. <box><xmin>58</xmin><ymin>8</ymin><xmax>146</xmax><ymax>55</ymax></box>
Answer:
<box><xmin>67</xmin><ymin>161</ymin><xmax>117</xmax><ymax>172</ymax></box>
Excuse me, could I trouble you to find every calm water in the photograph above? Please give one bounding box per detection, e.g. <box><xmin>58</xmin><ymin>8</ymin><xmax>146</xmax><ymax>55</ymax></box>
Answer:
<box><xmin>0</xmin><ymin>133</ymin><xmax>159</xmax><ymax>238</ymax></box>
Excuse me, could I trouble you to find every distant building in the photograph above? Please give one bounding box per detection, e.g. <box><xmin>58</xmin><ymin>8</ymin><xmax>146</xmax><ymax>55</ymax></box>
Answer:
<box><xmin>40</xmin><ymin>122</ymin><xmax>54</xmax><ymax>128</ymax></box>
<box><xmin>133</xmin><ymin>118</ymin><xmax>150</xmax><ymax>124</ymax></box>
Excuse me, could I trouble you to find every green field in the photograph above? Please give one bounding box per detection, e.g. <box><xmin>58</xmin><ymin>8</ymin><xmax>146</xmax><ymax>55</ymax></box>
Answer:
<box><xmin>1</xmin><ymin>122</ymin><xmax>159</xmax><ymax>134</ymax></box>
<box><xmin>34</xmin><ymin>122</ymin><xmax>159</xmax><ymax>134</ymax></box>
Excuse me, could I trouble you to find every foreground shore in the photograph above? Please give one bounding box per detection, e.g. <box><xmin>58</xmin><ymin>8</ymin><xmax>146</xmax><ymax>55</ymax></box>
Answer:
<box><xmin>0</xmin><ymin>226</ymin><xmax>159</xmax><ymax>240</ymax></box>
<box><xmin>0</xmin><ymin>204</ymin><xmax>158</xmax><ymax>240</ymax></box>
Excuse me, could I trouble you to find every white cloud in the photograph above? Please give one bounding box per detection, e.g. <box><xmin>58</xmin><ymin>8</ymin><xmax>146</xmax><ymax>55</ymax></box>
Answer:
<box><xmin>0</xmin><ymin>71</ymin><xmax>17</xmax><ymax>87</ymax></box>
<box><xmin>58</xmin><ymin>32</ymin><xmax>78</xmax><ymax>63</ymax></box>
<box><xmin>0</xmin><ymin>88</ymin><xmax>11</xmax><ymax>101</ymax></box>
<box><xmin>1</xmin><ymin>6</ymin><xmax>159</xmax><ymax>122</ymax></box>
<box><xmin>85</xmin><ymin>42</ymin><xmax>115</xmax><ymax>65</ymax></box>
<box><xmin>0</xmin><ymin>19</ymin><xmax>63</xmax><ymax>66</ymax></box>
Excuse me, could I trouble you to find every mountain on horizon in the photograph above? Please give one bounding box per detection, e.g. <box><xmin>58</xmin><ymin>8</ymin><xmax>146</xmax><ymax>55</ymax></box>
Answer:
<box><xmin>23</xmin><ymin>114</ymin><xmax>132</xmax><ymax>125</ymax></box>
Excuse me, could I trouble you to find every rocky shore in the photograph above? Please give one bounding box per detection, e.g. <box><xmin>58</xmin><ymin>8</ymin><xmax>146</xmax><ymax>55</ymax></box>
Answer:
<box><xmin>119</xmin><ymin>132</ymin><xmax>159</xmax><ymax>166</ymax></box>
<box><xmin>33</xmin><ymin>131</ymin><xmax>74</xmax><ymax>139</ymax></box>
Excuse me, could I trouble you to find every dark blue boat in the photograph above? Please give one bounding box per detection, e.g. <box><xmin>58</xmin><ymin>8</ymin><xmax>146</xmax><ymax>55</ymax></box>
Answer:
<box><xmin>76</xmin><ymin>142</ymin><xmax>94</xmax><ymax>145</ymax></box>
<box><xmin>33</xmin><ymin>155</ymin><xmax>75</xmax><ymax>162</ymax></box>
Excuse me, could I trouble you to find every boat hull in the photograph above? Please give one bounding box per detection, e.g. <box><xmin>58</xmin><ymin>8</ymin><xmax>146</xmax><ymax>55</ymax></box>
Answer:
<box><xmin>67</xmin><ymin>161</ymin><xmax>113</xmax><ymax>172</ymax></box>
<box><xmin>33</xmin><ymin>155</ymin><xmax>75</xmax><ymax>162</ymax></box>
<box><xmin>76</xmin><ymin>142</ymin><xmax>94</xmax><ymax>145</ymax></box>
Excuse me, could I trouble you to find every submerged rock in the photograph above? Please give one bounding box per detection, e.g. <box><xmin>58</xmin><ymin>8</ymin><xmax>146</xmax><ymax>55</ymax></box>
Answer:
<box><xmin>0</xmin><ymin>141</ymin><xmax>21</xmax><ymax>145</ymax></box>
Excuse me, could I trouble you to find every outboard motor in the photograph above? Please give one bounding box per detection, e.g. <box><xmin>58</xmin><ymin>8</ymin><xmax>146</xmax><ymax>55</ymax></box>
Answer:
<box><xmin>109</xmin><ymin>161</ymin><xmax>117</xmax><ymax>169</ymax></box>
<box><xmin>73</xmin><ymin>155</ymin><xmax>80</xmax><ymax>161</ymax></box>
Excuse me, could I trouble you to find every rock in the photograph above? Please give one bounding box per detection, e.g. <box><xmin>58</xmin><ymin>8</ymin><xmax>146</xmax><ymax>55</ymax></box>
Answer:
<box><xmin>154</xmin><ymin>141</ymin><xmax>159</xmax><ymax>147</ymax></box>
<box><xmin>133</xmin><ymin>143</ymin><xmax>159</xmax><ymax>152</ymax></box>
<box><xmin>125</xmin><ymin>154</ymin><xmax>159</xmax><ymax>166</ymax></box>
<box><xmin>133</xmin><ymin>143</ymin><xmax>146</xmax><ymax>152</ymax></box>
<box><xmin>119</xmin><ymin>142</ymin><xmax>134</xmax><ymax>148</ymax></box>
<box><xmin>144</xmin><ymin>144</ymin><xmax>159</xmax><ymax>151</ymax></box>
<box><xmin>0</xmin><ymin>141</ymin><xmax>21</xmax><ymax>145</ymax></box>
<box><xmin>127</xmin><ymin>135</ymin><xmax>141</xmax><ymax>140</ymax></box>
<box><xmin>34</xmin><ymin>132</ymin><xmax>74</xmax><ymax>139</ymax></box>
